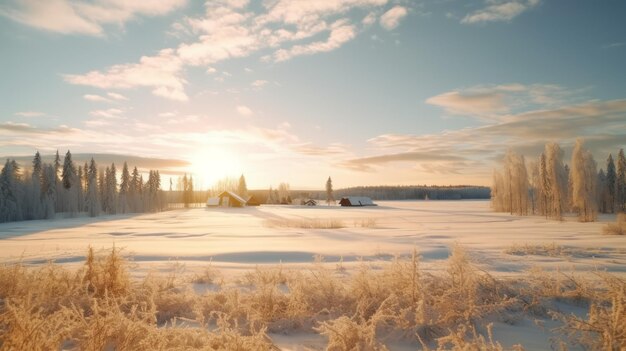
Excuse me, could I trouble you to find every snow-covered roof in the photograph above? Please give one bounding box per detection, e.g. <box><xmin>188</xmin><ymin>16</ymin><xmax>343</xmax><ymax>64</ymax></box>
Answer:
<box><xmin>218</xmin><ymin>190</ymin><xmax>247</xmax><ymax>205</ymax></box>
<box><xmin>340</xmin><ymin>197</ymin><xmax>375</xmax><ymax>206</ymax></box>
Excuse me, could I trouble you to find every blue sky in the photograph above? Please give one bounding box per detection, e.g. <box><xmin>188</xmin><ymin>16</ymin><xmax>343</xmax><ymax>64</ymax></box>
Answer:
<box><xmin>1</xmin><ymin>0</ymin><xmax>625</xmax><ymax>189</ymax></box>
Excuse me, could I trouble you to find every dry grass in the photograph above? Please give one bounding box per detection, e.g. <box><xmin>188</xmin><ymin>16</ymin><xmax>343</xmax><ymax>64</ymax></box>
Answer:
<box><xmin>265</xmin><ymin>218</ymin><xmax>346</xmax><ymax>229</ymax></box>
<box><xmin>505</xmin><ymin>242</ymin><xmax>570</xmax><ymax>257</ymax></box>
<box><xmin>603</xmin><ymin>213</ymin><xmax>626</xmax><ymax>235</ymax></box>
<box><xmin>0</xmin><ymin>245</ymin><xmax>624</xmax><ymax>350</ymax></box>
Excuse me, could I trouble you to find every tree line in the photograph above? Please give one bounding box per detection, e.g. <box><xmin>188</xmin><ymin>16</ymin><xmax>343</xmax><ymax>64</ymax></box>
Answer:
<box><xmin>0</xmin><ymin>150</ymin><xmax>166</xmax><ymax>223</ymax></box>
<box><xmin>491</xmin><ymin>140</ymin><xmax>626</xmax><ymax>222</ymax></box>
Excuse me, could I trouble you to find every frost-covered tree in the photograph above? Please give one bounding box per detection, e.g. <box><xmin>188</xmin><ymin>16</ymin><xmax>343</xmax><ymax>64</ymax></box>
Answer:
<box><xmin>267</xmin><ymin>186</ymin><xmax>275</xmax><ymax>204</ymax></box>
<box><xmin>605</xmin><ymin>154</ymin><xmax>617</xmax><ymax>213</ymax></box>
<box><xmin>77</xmin><ymin>165</ymin><xmax>84</xmax><ymax>212</ymax></box>
<box><xmin>27</xmin><ymin>151</ymin><xmax>44</xmax><ymax>219</ymax></box>
<box><xmin>61</xmin><ymin>150</ymin><xmax>79</xmax><ymax>214</ymax></box>
<box><xmin>278</xmin><ymin>182</ymin><xmax>290</xmax><ymax>204</ymax></box>
<box><xmin>119</xmin><ymin>162</ymin><xmax>130</xmax><ymax>213</ymax></box>
<box><xmin>617</xmin><ymin>149</ymin><xmax>626</xmax><ymax>211</ymax></box>
<box><xmin>491</xmin><ymin>151</ymin><xmax>529</xmax><ymax>215</ymax></box>
<box><xmin>571</xmin><ymin>139</ymin><xmax>598</xmax><ymax>222</ymax></box>
<box><xmin>41</xmin><ymin>164</ymin><xmax>57</xmax><ymax>219</ymax></box>
<box><xmin>544</xmin><ymin>143</ymin><xmax>569</xmax><ymax>220</ymax></box>
<box><xmin>105</xmin><ymin>163</ymin><xmax>118</xmax><ymax>214</ymax></box>
<box><xmin>85</xmin><ymin>159</ymin><xmax>100</xmax><ymax>217</ymax></box>
<box><xmin>98</xmin><ymin>168</ymin><xmax>106</xmax><ymax>211</ymax></box>
<box><xmin>130</xmin><ymin>166</ymin><xmax>141</xmax><ymax>212</ymax></box>
<box><xmin>53</xmin><ymin>150</ymin><xmax>62</xmax><ymax>212</ymax></box>
<box><xmin>597</xmin><ymin>169</ymin><xmax>608</xmax><ymax>214</ymax></box>
<box><xmin>238</xmin><ymin>174</ymin><xmax>248</xmax><ymax>198</ymax></box>
<box><xmin>0</xmin><ymin>160</ymin><xmax>23</xmax><ymax>222</ymax></box>
<box><xmin>326</xmin><ymin>177</ymin><xmax>334</xmax><ymax>206</ymax></box>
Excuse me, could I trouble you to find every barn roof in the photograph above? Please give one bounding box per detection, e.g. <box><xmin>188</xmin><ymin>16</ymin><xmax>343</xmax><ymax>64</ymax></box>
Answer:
<box><xmin>339</xmin><ymin>196</ymin><xmax>375</xmax><ymax>206</ymax></box>
<box><xmin>217</xmin><ymin>190</ymin><xmax>247</xmax><ymax>205</ymax></box>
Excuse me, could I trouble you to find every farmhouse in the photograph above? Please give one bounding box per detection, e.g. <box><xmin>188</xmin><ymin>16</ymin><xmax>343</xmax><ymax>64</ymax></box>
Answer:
<box><xmin>206</xmin><ymin>190</ymin><xmax>248</xmax><ymax>207</ymax></box>
<box><xmin>246</xmin><ymin>195</ymin><xmax>262</xmax><ymax>206</ymax></box>
<box><xmin>338</xmin><ymin>196</ymin><xmax>376</xmax><ymax>207</ymax></box>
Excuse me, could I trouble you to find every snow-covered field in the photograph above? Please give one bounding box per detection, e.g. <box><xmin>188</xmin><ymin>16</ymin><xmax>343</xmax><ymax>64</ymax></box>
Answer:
<box><xmin>0</xmin><ymin>200</ymin><xmax>624</xmax><ymax>277</ymax></box>
<box><xmin>1</xmin><ymin>200</ymin><xmax>624</xmax><ymax>350</ymax></box>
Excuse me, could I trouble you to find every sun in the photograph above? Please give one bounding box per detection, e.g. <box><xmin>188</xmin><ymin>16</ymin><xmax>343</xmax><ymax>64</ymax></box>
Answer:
<box><xmin>189</xmin><ymin>147</ymin><xmax>242</xmax><ymax>189</ymax></box>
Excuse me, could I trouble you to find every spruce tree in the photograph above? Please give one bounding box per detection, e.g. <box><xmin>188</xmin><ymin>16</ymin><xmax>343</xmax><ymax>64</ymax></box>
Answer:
<box><xmin>238</xmin><ymin>174</ymin><xmax>248</xmax><ymax>198</ymax></box>
<box><xmin>617</xmin><ymin>149</ymin><xmax>626</xmax><ymax>211</ymax></box>
<box><xmin>606</xmin><ymin>154</ymin><xmax>616</xmax><ymax>213</ymax></box>
<box><xmin>326</xmin><ymin>176</ymin><xmax>334</xmax><ymax>205</ymax></box>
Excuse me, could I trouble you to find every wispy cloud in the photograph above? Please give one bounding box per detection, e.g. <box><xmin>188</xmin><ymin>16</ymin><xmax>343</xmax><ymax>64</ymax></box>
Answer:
<box><xmin>14</xmin><ymin>111</ymin><xmax>45</xmax><ymax>117</ymax></box>
<box><xmin>380</xmin><ymin>6</ymin><xmax>408</xmax><ymax>30</ymax></box>
<box><xmin>89</xmin><ymin>108</ymin><xmax>123</xmax><ymax>118</ymax></box>
<box><xmin>63</xmin><ymin>0</ymin><xmax>397</xmax><ymax>100</ymax></box>
<box><xmin>426</xmin><ymin>83</ymin><xmax>576</xmax><ymax>120</ymax></box>
<box><xmin>462</xmin><ymin>0</ymin><xmax>540</xmax><ymax>24</ymax></box>
<box><xmin>65</xmin><ymin>49</ymin><xmax>187</xmax><ymax>101</ymax></box>
<box><xmin>0</xmin><ymin>0</ymin><xmax>186</xmax><ymax>36</ymax></box>
<box><xmin>251</xmin><ymin>79</ymin><xmax>268</xmax><ymax>88</ymax></box>
<box><xmin>236</xmin><ymin>105</ymin><xmax>253</xmax><ymax>116</ymax></box>
<box><xmin>343</xmin><ymin>97</ymin><xmax>626</xmax><ymax>174</ymax></box>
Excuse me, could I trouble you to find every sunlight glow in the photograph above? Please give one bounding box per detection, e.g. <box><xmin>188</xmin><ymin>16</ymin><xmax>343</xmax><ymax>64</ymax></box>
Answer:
<box><xmin>189</xmin><ymin>147</ymin><xmax>242</xmax><ymax>189</ymax></box>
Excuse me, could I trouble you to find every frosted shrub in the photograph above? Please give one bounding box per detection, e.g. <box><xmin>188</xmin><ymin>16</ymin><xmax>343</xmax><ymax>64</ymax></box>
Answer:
<box><xmin>603</xmin><ymin>213</ymin><xmax>626</xmax><ymax>235</ymax></box>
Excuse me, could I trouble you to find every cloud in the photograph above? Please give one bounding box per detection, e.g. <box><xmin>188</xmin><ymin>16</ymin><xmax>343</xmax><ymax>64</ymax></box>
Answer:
<box><xmin>64</xmin><ymin>49</ymin><xmax>188</xmax><ymax>101</ymax></box>
<box><xmin>107</xmin><ymin>92</ymin><xmax>128</xmax><ymax>101</ymax></box>
<box><xmin>236</xmin><ymin>105</ymin><xmax>253</xmax><ymax>116</ymax></box>
<box><xmin>64</xmin><ymin>0</ymin><xmax>391</xmax><ymax>99</ymax></box>
<box><xmin>0</xmin><ymin>121</ymin><xmax>75</xmax><ymax>135</ymax></box>
<box><xmin>462</xmin><ymin>0</ymin><xmax>539</xmax><ymax>24</ymax></box>
<box><xmin>83</xmin><ymin>94</ymin><xmax>110</xmax><ymax>102</ymax></box>
<box><xmin>14</xmin><ymin>111</ymin><xmax>45</xmax><ymax>117</ymax></box>
<box><xmin>379</xmin><ymin>6</ymin><xmax>407</xmax><ymax>30</ymax></box>
<box><xmin>426</xmin><ymin>91</ymin><xmax>507</xmax><ymax>118</ymax></box>
<box><xmin>89</xmin><ymin>108</ymin><xmax>123</xmax><ymax>118</ymax></box>
<box><xmin>0</xmin><ymin>0</ymin><xmax>186</xmax><ymax>35</ymax></box>
<box><xmin>251</xmin><ymin>79</ymin><xmax>268</xmax><ymax>88</ymax></box>
<box><xmin>426</xmin><ymin>83</ymin><xmax>576</xmax><ymax>120</ymax></box>
<box><xmin>273</xmin><ymin>21</ymin><xmax>356</xmax><ymax>62</ymax></box>
<box><xmin>362</xmin><ymin>12</ymin><xmax>377</xmax><ymax>26</ymax></box>
<box><xmin>292</xmin><ymin>143</ymin><xmax>349</xmax><ymax>156</ymax></box>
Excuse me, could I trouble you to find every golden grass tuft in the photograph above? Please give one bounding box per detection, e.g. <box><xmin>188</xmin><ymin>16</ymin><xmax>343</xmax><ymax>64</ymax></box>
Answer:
<box><xmin>603</xmin><ymin>213</ymin><xmax>626</xmax><ymax>235</ymax></box>
<box><xmin>0</xmin><ymin>245</ymin><xmax>624</xmax><ymax>349</ymax></box>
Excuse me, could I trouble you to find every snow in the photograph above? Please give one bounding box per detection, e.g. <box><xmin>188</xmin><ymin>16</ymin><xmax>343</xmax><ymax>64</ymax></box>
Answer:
<box><xmin>1</xmin><ymin>200</ymin><xmax>624</xmax><ymax>350</ymax></box>
<box><xmin>0</xmin><ymin>200</ymin><xmax>623</xmax><ymax>278</ymax></box>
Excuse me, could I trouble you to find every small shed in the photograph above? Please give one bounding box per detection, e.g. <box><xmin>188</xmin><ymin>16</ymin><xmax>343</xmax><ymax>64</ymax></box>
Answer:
<box><xmin>216</xmin><ymin>190</ymin><xmax>247</xmax><ymax>207</ymax></box>
<box><xmin>303</xmin><ymin>199</ymin><xmax>317</xmax><ymax>206</ymax></box>
<box><xmin>338</xmin><ymin>197</ymin><xmax>376</xmax><ymax>207</ymax></box>
<box><xmin>246</xmin><ymin>195</ymin><xmax>261</xmax><ymax>206</ymax></box>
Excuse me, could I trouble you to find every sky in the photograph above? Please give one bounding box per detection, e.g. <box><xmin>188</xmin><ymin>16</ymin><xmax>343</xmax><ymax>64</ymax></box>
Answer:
<box><xmin>1</xmin><ymin>0</ymin><xmax>625</xmax><ymax>190</ymax></box>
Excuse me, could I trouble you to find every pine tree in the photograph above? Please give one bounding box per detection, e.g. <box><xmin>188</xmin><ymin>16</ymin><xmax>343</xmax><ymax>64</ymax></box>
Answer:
<box><xmin>130</xmin><ymin>166</ymin><xmax>140</xmax><ymax>212</ymax></box>
<box><xmin>61</xmin><ymin>150</ymin><xmax>76</xmax><ymax>190</ymax></box>
<box><xmin>0</xmin><ymin>160</ymin><xmax>22</xmax><ymax>222</ymax></box>
<box><xmin>85</xmin><ymin>158</ymin><xmax>100</xmax><ymax>217</ymax></box>
<box><xmin>61</xmin><ymin>150</ymin><xmax>79</xmax><ymax>214</ymax></box>
<box><xmin>238</xmin><ymin>174</ymin><xmax>248</xmax><ymax>198</ymax></box>
<box><xmin>29</xmin><ymin>151</ymin><xmax>44</xmax><ymax>219</ymax></box>
<box><xmin>119</xmin><ymin>162</ymin><xmax>130</xmax><ymax>213</ymax></box>
<box><xmin>605</xmin><ymin>154</ymin><xmax>616</xmax><ymax>213</ymax></box>
<box><xmin>326</xmin><ymin>176</ymin><xmax>334</xmax><ymax>205</ymax></box>
<box><xmin>41</xmin><ymin>164</ymin><xmax>57</xmax><ymax>219</ymax></box>
<box><xmin>106</xmin><ymin>163</ymin><xmax>118</xmax><ymax>214</ymax></box>
<box><xmin>617</xmin><ymin>148</ymin><xmax>626</xmax><ymax>211</ymax></box>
